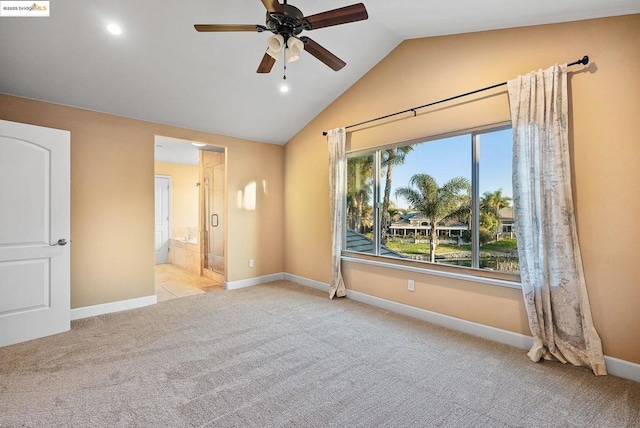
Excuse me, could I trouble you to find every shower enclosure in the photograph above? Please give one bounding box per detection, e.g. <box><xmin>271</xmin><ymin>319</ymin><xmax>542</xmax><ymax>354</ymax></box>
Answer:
<box><xmin>200</xmin><ymin>149</ymin><xmax>225</xmax><ymax>282</ymax></box>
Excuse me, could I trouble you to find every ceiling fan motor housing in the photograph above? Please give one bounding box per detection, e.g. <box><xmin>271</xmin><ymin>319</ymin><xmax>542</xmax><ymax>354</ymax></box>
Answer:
<box><xmin>266</xmin><ymin>4</ymin><xmax>309</xmax><ymax>37</ymax></box>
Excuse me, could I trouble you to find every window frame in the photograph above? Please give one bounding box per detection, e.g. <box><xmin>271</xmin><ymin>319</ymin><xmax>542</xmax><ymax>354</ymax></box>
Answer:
<box><xmin>342</xmin><ymin>123</ymin><xmax>521</xmax><ymax>288</ymax></box>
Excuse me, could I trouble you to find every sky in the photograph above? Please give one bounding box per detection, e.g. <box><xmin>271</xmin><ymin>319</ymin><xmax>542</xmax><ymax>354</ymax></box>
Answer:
<box><xmin>389</xmin><ymin>128</ymin><xmax>513</xmax><ymax>209</ymax></box>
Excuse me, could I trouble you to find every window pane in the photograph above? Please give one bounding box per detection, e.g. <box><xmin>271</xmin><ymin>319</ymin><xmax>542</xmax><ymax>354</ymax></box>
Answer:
<box><xmin>382</xmin><ymin>136</ymin><xmax>471</xmax><ymax>265</ymax></box>
<box><xmin>346</xmin><ymin>154</ymin><xmax>375</xmax><ymax>253</ymax></box>
<box><xmin>344</xmin><ymin>127</ymin><xmax>519</xmax><ymax>282</ymax></box>
<box><xmin>478</xmin><ymin>128</ymin><xmax>520</xmax><ymax>274</ymax></box>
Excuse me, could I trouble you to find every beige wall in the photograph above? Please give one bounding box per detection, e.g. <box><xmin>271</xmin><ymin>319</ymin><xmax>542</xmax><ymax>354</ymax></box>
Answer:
<box><xmin>284</xmin><ymin>15</ymin><xmax>640</xmax><ymax>363</ymax></box>
<box><xmin>155</xmin><ymin>161</ymin><xmax>199</xmax><ymax>240</ymax></box>
<box><xmin>0</xmin><ymin>94</ymin><xmax>285</xmax><ymax>308</ymax></box>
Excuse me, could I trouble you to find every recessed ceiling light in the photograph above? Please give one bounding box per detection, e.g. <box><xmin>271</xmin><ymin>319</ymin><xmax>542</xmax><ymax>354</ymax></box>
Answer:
<box><xmin>280</xmin><ymin>84</ymin><xmax>289</xmax><ymax>94</ymax></box>
<box><xmin>107</xmin><ymin>23</ymin><xmax>122</xmax><ymax>35</ymax></box>
<box><xmin>192</xmin><ymin>143</ymin><xmax>206</xmax><ymax>147</ymax></box>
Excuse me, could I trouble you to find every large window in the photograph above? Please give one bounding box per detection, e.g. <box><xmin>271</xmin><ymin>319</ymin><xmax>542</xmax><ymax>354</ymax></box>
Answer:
<box><xmin>345</xmin><ymin>127</ymin><xmax>519</xmax><ymax>279</ymax></box>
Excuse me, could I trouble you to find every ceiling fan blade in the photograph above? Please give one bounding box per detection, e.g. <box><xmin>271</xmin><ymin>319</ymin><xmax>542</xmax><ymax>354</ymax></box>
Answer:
<box><xmin>300</xmin><ymin>36</ymin><xmax>346</xmax><ymax>71</ymax></box>
<box><xmin>194</xmin><ymin>24</ymin><xmax>261</xmax><ymax>32</ymax></box>
<box><xmin>257</xmin><ymin>52</ymin><xmax>276</xmax><ymax>73</ymax></box>
<box><xmin>303</xmin><ymin>3</ymin><xmax>368</xmax><ymax>30</ymax></box>
<box><xmin>260</xmin><ymin>0</ymin><xmax>283</xmax><ymax>13</ymax></box>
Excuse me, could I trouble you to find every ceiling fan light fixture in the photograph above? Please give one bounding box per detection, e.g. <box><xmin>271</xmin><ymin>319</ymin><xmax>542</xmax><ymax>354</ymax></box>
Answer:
<box><xmin>285</xmin><ymin>37</ymin><xmax>304</xmax><ymax>63</ymax></box>
<box><xmin>266</xmin><ymin>34</ymin><xmax>285</xmax><ymax>59</ymax></box>
<box><xmin>284</xmin><ymin>48</ymin><xmax>298</xmax><ymax>63</ymax></box>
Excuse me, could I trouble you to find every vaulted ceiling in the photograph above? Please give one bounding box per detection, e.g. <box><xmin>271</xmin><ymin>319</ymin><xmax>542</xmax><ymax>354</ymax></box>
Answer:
<box><xmin>1</xmin><ymin>0</ymin><xmax>638</xmax><ymax>144</ymax></box>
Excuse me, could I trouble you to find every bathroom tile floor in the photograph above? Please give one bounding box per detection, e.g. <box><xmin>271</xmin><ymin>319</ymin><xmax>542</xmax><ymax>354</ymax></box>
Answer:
<box><xmin>155</xmin><ymin>263</ymin><xmax>224</xmax><ymax>302</ymax></box>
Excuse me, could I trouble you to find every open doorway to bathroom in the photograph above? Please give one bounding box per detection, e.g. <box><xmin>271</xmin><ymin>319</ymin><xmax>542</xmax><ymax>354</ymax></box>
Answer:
<box><xmin>154</xmin><ymin>135</ymin><xmax>226</xmax><ymax>301</ymax></box>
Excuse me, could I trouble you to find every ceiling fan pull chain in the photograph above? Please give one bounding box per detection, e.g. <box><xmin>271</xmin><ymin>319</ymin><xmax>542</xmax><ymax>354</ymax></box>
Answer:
<box><xmin>283</xmin><ymin>44</ymin><xmax>287</xmax><ymax>80</ymax></box>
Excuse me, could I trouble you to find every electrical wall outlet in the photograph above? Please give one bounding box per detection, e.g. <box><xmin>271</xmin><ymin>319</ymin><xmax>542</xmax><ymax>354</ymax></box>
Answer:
<box><xmin>408</xmin><ymin>279</ymin><xmax>415</xmax><ymax>292</ymax></box>
<box><xmin>249</xmin><ymin>259</ymin><xmax>254</xmax><ymax>268</ymax></box>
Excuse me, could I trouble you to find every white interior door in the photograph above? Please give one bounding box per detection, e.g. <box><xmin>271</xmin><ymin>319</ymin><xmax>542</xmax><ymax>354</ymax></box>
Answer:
<box><xmin>0</xmin><ymin>120</ymin><xmax>70</xmax><ymax>347</ymax></box>
<box><xmin>154</xmin><ymin>176</ymin><xmax>170</xmax><ymax>264</ymax></box>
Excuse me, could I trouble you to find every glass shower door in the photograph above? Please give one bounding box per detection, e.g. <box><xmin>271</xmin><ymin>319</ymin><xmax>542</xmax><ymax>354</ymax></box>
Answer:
<box><xmin>203</xmin><ymin>151</ymin><xmax>224</xmax><ymax>274</ymax></box>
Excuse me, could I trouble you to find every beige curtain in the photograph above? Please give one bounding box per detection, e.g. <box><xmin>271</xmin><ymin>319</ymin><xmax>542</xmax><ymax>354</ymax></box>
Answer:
<box><xmin>327</xmin><ymin>128</ymin><xmax>347</xmax><ymax>299</ymax></box>
<box><xmin>508</xmin><ymin>64</ymin><xmax>606</xmax><ymax>375</ymax></box>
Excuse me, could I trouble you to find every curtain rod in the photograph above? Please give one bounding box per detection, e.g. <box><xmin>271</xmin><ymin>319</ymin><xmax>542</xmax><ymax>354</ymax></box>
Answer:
<box><xmin>322</xmin><ymin>55</ymin><xmax>589</xmax><ymax>136</ymax></box>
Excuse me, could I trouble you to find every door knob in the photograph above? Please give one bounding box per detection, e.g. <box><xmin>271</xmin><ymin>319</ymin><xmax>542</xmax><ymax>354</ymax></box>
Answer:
<box><xmin>50</xmin><ymin>239</ymin><xmax>68</xmax><ymax>246</ymax></box>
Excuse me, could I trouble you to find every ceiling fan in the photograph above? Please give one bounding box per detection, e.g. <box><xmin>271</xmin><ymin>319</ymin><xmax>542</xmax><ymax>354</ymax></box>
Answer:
<box><xmin>194</xmin><ymin>0</ymin><xmax>368</xmax><ymax>73</ymax></box>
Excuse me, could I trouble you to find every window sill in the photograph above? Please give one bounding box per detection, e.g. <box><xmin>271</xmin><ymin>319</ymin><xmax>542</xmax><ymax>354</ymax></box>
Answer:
<box><xmin>341</xmin><ymin>252</ymin><xmax>522</xmax><ymax>290</ymax></box>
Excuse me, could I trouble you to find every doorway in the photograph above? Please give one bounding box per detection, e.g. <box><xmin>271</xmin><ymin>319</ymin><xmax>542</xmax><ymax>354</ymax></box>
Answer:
<box><xmin>154</xmin><ymin>136</ymin><xmax>226</xmax><ymax>300</ymax></box>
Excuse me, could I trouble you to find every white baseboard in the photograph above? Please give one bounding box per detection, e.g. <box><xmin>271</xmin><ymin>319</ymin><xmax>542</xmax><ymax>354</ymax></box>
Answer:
<box><xmin>71</xmin><ymin>295</ymin><xmax>157</xmax><ymax>321</ymax></box>
<box><xmin>283</xmin><ymin>273</ymin><xmax>330</xmax><ymax>293</ymax></box>
<box><xmin>346</xmin><ymin>289</ymin><xmax>535</xmax><ymax>350</ymax></box>
<box><xmin>604</xmin><ymin>356</ymin><xmax>640</xmax><ymax>383</ymax></box>
<box><xmin>225</xmin><ymin>272</ymin><xmax>285</xmax><ymax>290</ymax></box>
<box><xmin>285</xmin><ymin>273</ymin><xmax>640</xmax><ymax>384</ymax></box>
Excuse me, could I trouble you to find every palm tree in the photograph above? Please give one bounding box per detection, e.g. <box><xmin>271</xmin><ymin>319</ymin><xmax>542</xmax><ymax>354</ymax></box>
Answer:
<box><xmin>395</xmin><ymin>174</ymin><xmax>470</xmax><ymax>262</ymax></box>
<box><xmin>387</xmin><ymin>202</ymin><xmax>406</xmax><ymax>223</ymax></box>
<box><xmin>380</xmin><ymin>146</ymin><xmax>413</xmax><ymax>244</ymax></box>
<box><xmin>479</xmin><ymin>189</ymin><xmax>511</xmax><ymax>239</ymax></box>
<box><xmin>347</xmin><ymin>156</ymin><xmax>374</xmax><ymax>233</ymax></box>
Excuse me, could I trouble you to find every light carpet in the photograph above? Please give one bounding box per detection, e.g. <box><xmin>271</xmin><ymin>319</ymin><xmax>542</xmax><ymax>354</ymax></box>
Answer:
<box><xmin>1</xmin><ymin>281</ymin><xmax>639</xmax><ymax>427</ymax></box>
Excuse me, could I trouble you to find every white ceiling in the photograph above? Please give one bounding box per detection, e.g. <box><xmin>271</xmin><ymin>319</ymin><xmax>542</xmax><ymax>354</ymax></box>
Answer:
<box><xmin>1</xmin><ymin>0</ymin><xmax>638</xmax><ymax>145</ymax></box>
